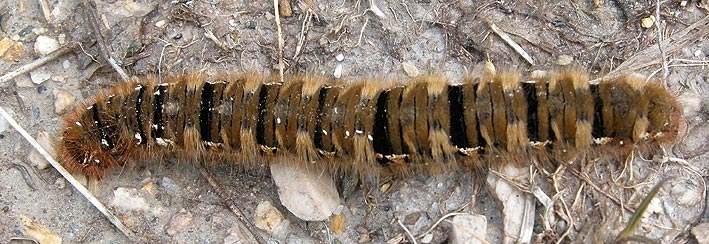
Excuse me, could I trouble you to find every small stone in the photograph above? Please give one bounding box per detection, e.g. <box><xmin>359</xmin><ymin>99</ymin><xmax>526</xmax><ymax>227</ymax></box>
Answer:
<box><xmin>155</xmin><ymin>20</ymin><xmax>167</xmax><ymax>28</ymax></box>
<box><xmin>110</xmin><ymin>187</ymin><xmax>150</xmax><ymax>211</ymax></box>
<box><xmin>26</xmin><ymin>131</ymin><xmax>56</xmax><ymax>170</ymax></box>
<box><xmin>3</xmin><ymin>42</ymin><xmax>23</xmax><ymax>61</ymax></box>
<box><xmin>402</xmin><ymin>63</ymin><xmax>419</xmax><ymax>77</ymax></box>
<box><xmin>335</xmin><ymin>53</ymin><xmax>344</xmax><ymax>61</ymax></box>
<box><xmin>254</xmin><ymin>201</ymin><xmax>287</xmax><ymax>235</ymax></box>
<box><xmin>556</xmin><ymin>55</ymin><xmax>573</xmax><ymax>66</ymax></box>
<box><xmin>165</xmin><ymin>209</ymin><xmax>194</xmax><ymax>237</ymax></box>
<box><xmin>30</xmin><ymin>70</ymin><xmax>51</xmax><ymax>84</ymax></box>
<box><xmin>270</xmin><ymin>163</ymin><xmax>340</xmax><ymax>221</ymax></box>
<box><xmin>641</xmin><ymin>16</ymin><xmax>655</xmax><ymax>29</ymax></box>
<box><xmin>331</xmin><ymin>212</ymin><xmax>345</xmax><ymax>235</ymax></box>
<box><xmin>333</xmin><ymin>64</ymin><xmax>343</xmax><ymax>79</ymax></box>
<box><xmin>404</xmin><ymin>212</ymin><xmax>421</xmax><ymax>225</ymax></box>
<box><xmin>0</xmin><ymin>38</ymin><xmax>13</xmax><ymax>55</ymax></box>
<box><xmin>34</xmin><ymin>35</ymin><xmax>59</xmax><ymax>55</ymax></box>
<box><xmin>53</xmin><ymin>89</ymin><xmax>75</xmax><ymax>114</ymax></box>
<box><xmin>694</xmin><ymin>49</ymin><xmax>704</xmax><ymax>57</ymax></box>
<box><xmin>450</xmin><ymin>214</ymin><xmax>487</xmax><ymax>244</ymax></box>
<box><xmin>692</xmin><ymin>222</ymin><xmax>709</xmax><ymax>244</ymax></box>
<box><xmin>487</xmin><ymin>165</ymin><xmax>534</xmax><ymax>243</ymax></box>
<box><xmin>420</xmin><ymin>233</ymin><xmax>434</xmax><ymax>243</ymax></box>
<box><xmin>54</xmin><ymin>178</ymin><xmax>65</xmax><ymax>189</ymax></box>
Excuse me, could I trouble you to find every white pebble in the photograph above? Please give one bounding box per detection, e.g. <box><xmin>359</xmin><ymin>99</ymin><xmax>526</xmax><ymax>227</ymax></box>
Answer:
<box><xmin>53</xmin><ymin>89</ymin><xmax>75</xmax><ymax>114</ymax></box>
<box><xmin>402</xmin><ymin>63</ymin><xmax>419</xmax><ymax>77</ymax></box>
<box><xmin>333</xmin><ymin>64</ymin><xmax>343</xmax><ymax>79</ymax></box>
<box><xmin>34</xmin><ymin>35</ymin><xmax>60</xmax><ymax>55</ymax></box>
<box><xmin>335</xmin><ymin>53</ymin><xmax>344</xmax><ymax>61</ymax></box>
<box><xmin>270</xmin><ymin>163</ymin><xmax>340</xmax><ymax>221</ymax></box>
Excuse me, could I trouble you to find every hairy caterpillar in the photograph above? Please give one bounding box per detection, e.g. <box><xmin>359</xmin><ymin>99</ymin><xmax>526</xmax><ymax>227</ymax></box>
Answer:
<box><xmin>60</xmin><ymin>70</ymin><xmax>682</xmax><ymax>179</ymax></box>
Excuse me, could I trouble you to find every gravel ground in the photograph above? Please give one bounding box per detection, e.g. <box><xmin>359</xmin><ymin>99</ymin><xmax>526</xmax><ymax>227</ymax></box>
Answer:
<box><xmin>0</xmin><ymin>0</ymin><xmax>708</xmax><ymax>243</ymax></box>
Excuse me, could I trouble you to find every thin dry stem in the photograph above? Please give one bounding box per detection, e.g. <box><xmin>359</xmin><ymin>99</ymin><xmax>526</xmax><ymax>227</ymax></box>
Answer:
<box><xmin>0</xmin><ymin>107</ymin><xmax>136</xmax><ymax>241</ymax></box>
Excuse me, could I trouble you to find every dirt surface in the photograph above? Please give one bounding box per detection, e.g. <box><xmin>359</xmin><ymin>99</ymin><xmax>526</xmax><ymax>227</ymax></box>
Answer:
<box><xmin>0</xmin><ymin>0</ymin><xmax>708</xmax><ymax>243</ymax></box>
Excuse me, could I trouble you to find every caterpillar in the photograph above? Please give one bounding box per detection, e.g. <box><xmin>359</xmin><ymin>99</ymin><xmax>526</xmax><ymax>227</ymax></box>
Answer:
<box><xmin>59</xmin><ymin>69</ymin><xmax>682</xmax><ymax>179</ymax></box>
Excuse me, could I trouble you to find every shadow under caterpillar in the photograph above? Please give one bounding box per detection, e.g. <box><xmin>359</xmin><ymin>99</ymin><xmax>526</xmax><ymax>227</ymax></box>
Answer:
<box><xmin>60</xmin><ymin>69</ymin><xmax>682</xmax><ymax>179</ymax></box>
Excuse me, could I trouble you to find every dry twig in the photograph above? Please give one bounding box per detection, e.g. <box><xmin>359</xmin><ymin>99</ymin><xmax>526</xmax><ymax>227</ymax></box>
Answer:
<box><xmin>0</xmin><ymin>42</ymin><xmax>79</xmax><ymax>84</ymax></box>
<box><xmin>0</xmin><ymin>107</ymin><xmax>136</xmax><ymax>241</ymax></box>
<box><xmin>197</xmin><ymin>165</ymin><xmax>264</xmax><ymax>244</ymax></box>
<box><xmin>274</xmin><ymin>0</ymin><xmax>285</xmax><ymax>83</ymax></box>
<box><xmin>81</xmin><ymin>0</ymin><xmax>130</xmax><ymax>82</ymax></box>
<box><xmin>487</xmin><ymin>22</ymin><xmax>535</xmax><ymax>65</ymax></box>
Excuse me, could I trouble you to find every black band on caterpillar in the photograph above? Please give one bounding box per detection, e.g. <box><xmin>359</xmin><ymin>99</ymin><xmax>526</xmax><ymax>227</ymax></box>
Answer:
<box><xmin>60</xmin><ymin>71</ymin><xmax>682</xmax><ymax>179</ymax></box>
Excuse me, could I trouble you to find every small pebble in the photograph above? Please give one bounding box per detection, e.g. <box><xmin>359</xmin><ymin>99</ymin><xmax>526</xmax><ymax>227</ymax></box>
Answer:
<box><xmin>641</xmin><ymin>16</ymin><xmax>655</xmax><ymax>29</ymax></box>
<box><xmin>165</xmin><ymin>209</ymin><xmax>195</xmax><ymax>237</ymax></box>
<box><xmin>254</xmin><ymin>201</ymin><xmax>287</xmax><ymax>235</ymax></box>
<box><xmin>109</xmin><ymin>187</ymin><xmax>150</xmax><ymax>211</ymax></box>
<box><xmin>34</xmin><ymin>35</ymin><xmax>59</xmax><ymax>55</ymax></box>
<box><xmin>335</xmin><ymin>53</ymin><xmax>344</xmax><ymax>62</ymax></box>
<box><xmin>30</xmin><ymin>70</ymin><xmax>51</xmax><ymax>84</ymax></box>
<box><xmin>245</xmin><ymin>20</ymin><xmax>256</xmax><ymax>29</ymax></box>
<box><xmin>333</xmin><ymin>64</ymin><xmax>343</xmax><ymax>79</ymax></box>
<box><xmin>155</xmin><ymin>20</ymin><xmax>167</xmax><ymax>28</ymax></box>
<box><xmin>26</xmin><ymin>131</ymin><xmax>55</xmax><ymax>170</ymax></box>
<box><xmin>556</xmin><ymin>55</ymin><xmax>573</xmax><ymax>66</ymax></box>
<box><xmin>420</xmin><ymin>233</ymin><xmax>434</xmax><ymax>243</ymax></box>
<box><xmin>402</xmin><ymin>63</ymin><xmax>419</xmax><ymax>77</ymax></box>
<box><xmin>54</xmin><ymin>178</ymin><xmax>66</xmax><ymax>189</ymax></box>
<box><xmin>331</xmin><ymin>212</ymin><xmax>345</xmax><ymax>235</ymax></box>
<box><xmin>53</xmin><ymin>89</ymin><xmax>75</xmax><ymax>114</ymax></box>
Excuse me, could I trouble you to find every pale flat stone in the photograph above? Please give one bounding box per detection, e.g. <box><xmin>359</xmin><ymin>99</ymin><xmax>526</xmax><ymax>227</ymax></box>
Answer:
<box><xmin>450</xmin><ymin>214</ymin><xmax>487</xmax><ymax>244</ymax></box>
<box><xmin>30</xmin><ymin>69</ymin><xmax>51</xmax><ymax>84</ymax></box>
<box><xmin>165</xmin><ymin>208</ymin><xmax>195</xmax><ymax>237</ymax></box>
<box><xmin>487</xmin><ymin>165</ymin><xmax>534</xmax><ymax>244</ymax></box>
<box><xmin>270</xmin><ymin>163</ymin><xmax>340</xmax><ymax>221</ymax></box>
<box><xmin>109</xmin><ymin>187</ymin><xmax>149</xmax><ymax>211</ymax></box>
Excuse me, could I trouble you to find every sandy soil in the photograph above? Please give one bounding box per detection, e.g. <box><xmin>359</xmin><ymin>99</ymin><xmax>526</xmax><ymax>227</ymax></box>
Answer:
<box><xmin>0</xmin><ymin>0</ymin><xmax>707</xmax><ymax>243</ymax></box>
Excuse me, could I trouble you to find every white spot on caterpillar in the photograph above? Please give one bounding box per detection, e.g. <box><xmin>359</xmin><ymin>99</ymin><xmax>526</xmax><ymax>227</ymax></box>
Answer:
<box><xmin>101</xmin><ymin>139</ymin><xmax>109</xmax><ymax>146</ymax></box>
<box><xmin>345</xmin><ymin>131</ymin><xmax>350</xmax><ymax>137</ymax></box>
<box><xmin>368</xmin><ymin>135</ymin><xmax>373</xmax><ymax>141</ymax></box>
<box><xmin>277</xmin><ymin>117</ymin><xmax>281</xmax><ymax>124</ymax></box>
<box><xmin>134</xmin><ymin>85</ymin><xmax>142</xmax><ymax>91</ymax></box>
<box><xmin>322</xmin><ymin>130</ymin><xmax>327</xmax><ymax>135</ymax></box>
<box><xmin>154</xmin><ymin>90</ymin><xmax>161</xmax><ymax>95</ymax></box>
<box><xmin>134</xmin><ymin>133</ymin><xmax>142</xmax><ymax>144</ymax></box>
<box><xmin>75</xmin><ymin>122</ymin><xmax>81</xmax><ymax>126</ymax></box>
<box><xmin>87</xmin><ymin>105</ymin><xmax>93</xmax><ymax>109</ymax></box>
<box><xmin>619</xmin><ymin>140</ymin><xmax>624</xmax><ymax>145</ymax></box>
<box><xmin>355</xmin><ymin>130</ymin><xmax>363</xmax><ymax>135</ymax></box>
<box><xmin>155</xmin><ymin>138</ymin><xmax>173</xmax><ymax>147</ymax></box>
<box><xmin>152</xmin><ymin>124</ymin><xmax>158</xmax><ymax>129</ymax></box>
<box><xmin>94</xmin><ymin>159</ymin><xmax>100</xmax><ymax>164</ymax></box>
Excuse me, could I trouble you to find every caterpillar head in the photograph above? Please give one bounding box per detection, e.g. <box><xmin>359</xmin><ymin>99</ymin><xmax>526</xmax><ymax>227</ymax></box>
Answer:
<box><xmin>60</xmin><ymin>112</ymin><xmax>120</xmax><ymax>179</ymax></box>
<box><xmin>645</xmin><ymin>82</ymin><xmax>683</xmax><ymax>144</ymax></box>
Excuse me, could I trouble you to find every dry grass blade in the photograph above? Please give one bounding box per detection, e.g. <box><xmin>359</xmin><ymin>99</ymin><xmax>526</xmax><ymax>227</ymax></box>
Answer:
<box><xmin>615</xmin><ymin>178</ymin><xmax>672</xmax><ymax>243</ymax></box>
<box><xmin>0</xmin><ymin>107</ymin><xmax>136</xmax><ymax>241</ymax></box>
